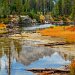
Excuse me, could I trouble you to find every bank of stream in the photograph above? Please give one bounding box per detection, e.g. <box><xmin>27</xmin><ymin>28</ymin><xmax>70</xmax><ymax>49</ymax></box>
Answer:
<box><xmin>0</xmin><ymin>24</ymin><xmax>75</xmax><ymax>75</ymax></box>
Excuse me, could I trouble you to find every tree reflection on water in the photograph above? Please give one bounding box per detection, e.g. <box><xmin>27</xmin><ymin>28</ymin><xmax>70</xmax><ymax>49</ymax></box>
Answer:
<box><xmin>0</xmin><ymin>38</ymin><xmax>22</xmax><ymax>58</ymax></box>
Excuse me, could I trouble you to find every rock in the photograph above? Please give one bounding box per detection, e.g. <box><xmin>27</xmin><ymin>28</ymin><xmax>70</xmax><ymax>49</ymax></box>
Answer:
<box><xmin>19</xmin><ymin>16</ymin><xmax>32</xmax><ymax>27</ymax></box>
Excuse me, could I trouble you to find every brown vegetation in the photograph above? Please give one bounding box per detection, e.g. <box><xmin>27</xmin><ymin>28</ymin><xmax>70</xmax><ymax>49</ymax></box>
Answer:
<box><xmin>37</xmin><ymin>26</ymin><xmax>75</xmax><ymax>43</ymax></box>
<box><xmin>70</xmin><ymin>59</ymin><xmax>75</xmax><ymax>75</ymax></box>
<box><xmin>37</xmin><ymin>72</ymin><xmax>51</xmax><ymax>75</ymax></box>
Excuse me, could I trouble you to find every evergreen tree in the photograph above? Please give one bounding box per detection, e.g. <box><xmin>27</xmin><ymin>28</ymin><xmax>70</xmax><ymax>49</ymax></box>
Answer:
<box><xmin>62</xmin><ymin>0</ymin><xmax>72</xmax><ymax>16</ymax></box>
<box><xmin>52</xmin><ymin>3</ymin><xmax>59</xmax><ymax>17</ymax></box>
<box><xmin>15</xmin><ymin>0</ymin><xmax>23</xmax><ymax>15</ymax></box>
<box><xmin>71</xmin><ymin>0</ymin><xmax>75</xmax><ymax>25</ymax></box>
<box><xmin>0</xmin><ymin>0</ymin><xmax>74</xmax><ymax>22</ymax></box>
<box><xmin>46</xmin><ymin>0</ymin><xmax>54</xmax><ymax>12</ymax></box>
<box><xmin>23</xmin><ymin>0</ymin><xmax>30</xmax><ymax>12</ymax></box>
<box><xmin>52</xmin><ymin>0</ymin><xmax>72</xmax><ymax>17</ymax></box>
<box><xmin>0</xmin><ymin>0</ymin><xmax>10</xmax><ymax>17</ymax></box>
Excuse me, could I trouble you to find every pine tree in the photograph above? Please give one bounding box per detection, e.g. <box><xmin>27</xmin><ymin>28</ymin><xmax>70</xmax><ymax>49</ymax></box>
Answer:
<box><xmin>62</xmin><ymin>0</ymin><xmax>72</xmax><ymax>16</ymax></box>
<box><xmin>71</xmin><ymin>0</ymin><xmax>75</xmax><ymax>25</ymax></box>
<box><xmin>23</xmin><ymin>0</ymin><xmax>30</xmax><ymax>12</ymax></box>
<box><xmin>15</xmin><ymin>0</ymin><xmax>23</xmax><ymax>15</ymax></box>
<box><xmin>2</xmin><ymin>0</ymin><xmax>10</xmax><ymax>17</ymax></box>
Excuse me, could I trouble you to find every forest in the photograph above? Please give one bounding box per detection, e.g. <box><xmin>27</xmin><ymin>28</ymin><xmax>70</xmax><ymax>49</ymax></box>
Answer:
<box><xmin>0</xmin><ymin>0</ymin><xmax>75</xmax><ymax>22</ymax></box>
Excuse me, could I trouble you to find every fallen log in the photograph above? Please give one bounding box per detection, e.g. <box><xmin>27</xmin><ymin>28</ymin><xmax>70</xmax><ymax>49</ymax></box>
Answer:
<box><xmin>26</xmin><ymin>68</ymin><xmax>70</xmax><ymax>73</ymax></box>
<box><xmin>37</xmin><ymin>42</ymin><xmax>67</xmax><ymax>47</ymax></box>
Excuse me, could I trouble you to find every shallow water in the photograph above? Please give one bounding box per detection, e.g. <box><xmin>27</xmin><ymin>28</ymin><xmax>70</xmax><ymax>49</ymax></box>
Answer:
<box><xmin>0</xmin><ymin>37</ymin><xmax>55</xmax><ymax>75</ymax></box>
<box><xmin>0</xmin><ymin>36</ymin><xmax>71</xmax><ymax>75</ymax></box>
<box><xmin>24</xmin><ymin>24</ymin><xmax>52</xmax><ymax>30</ymax></box>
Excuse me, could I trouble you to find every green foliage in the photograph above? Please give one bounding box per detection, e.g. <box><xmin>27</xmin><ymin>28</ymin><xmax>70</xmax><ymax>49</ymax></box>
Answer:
<box><xmin>0</xmin><ymin>0</ymin><xmax>10</xmax><ymax>17</ymax></box>
<box><xmin>0</xmin><ymin>0</ymin><xmax>54</xmax><ymax>16</ymax></box>
<box><xmin>23</xmin><ymin>0</ymin><xmax>30</xmax><ymax>12</ymax></box>
<box><xmin>52</xmin><ymin>0</ymin><xmax>72</xmax><ymax>17</ymax></box>
<box><xmin>62</xmin><ymin>16</ymin><xmax>66</xmax><ymax>21</ymax></box>
<box><xmin>0</xmin><ymin>18</ymin><xmax>10</xmax><ymax>24</ymax></box>
<box><xmin>52</xmin><ymin>4</ymin><xmax>59</xmax><ymax>17</ymax></box>
<box><xmin>0</xmin><ymin>0</ymin><xmax>75</xmax><ymax>24</ymax></box>
<box><xmin>27</xmin><ymin>11</ymin><xmax>39</xmax><ymax>22</ymax></box>
<box><xmin>54</xmin><ymin>18</ymin><xmax>60</xmax><ymax>21</ymax></box>
<box><xmin>71</xmin><ymin>0</ymin><xmax>75</xmax><ymax>21</ymax></box>
<box><xmin>27</xmin><ymin>11</ymin><xmax>35</xmax><ymax>19</ymax></box>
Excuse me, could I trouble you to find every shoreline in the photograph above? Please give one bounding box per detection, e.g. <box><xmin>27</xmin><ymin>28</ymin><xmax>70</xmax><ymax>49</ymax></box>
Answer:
<box><xmin>9</xmin><ymin>32</ymin><xmax>75</xmax><ymax>58</ymax></box>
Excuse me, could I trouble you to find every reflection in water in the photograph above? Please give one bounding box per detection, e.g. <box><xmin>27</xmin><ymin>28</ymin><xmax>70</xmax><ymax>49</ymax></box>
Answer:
<box><xmin>0</xmin><ymin>38</ymin><xmax>35</xmax><ymax>75</ymax></box>
<box><xmin>0</xmin><ymin>38</ymin><xmax>22</xmax><ymax>58</ymax></box>
<box><xmin>20</xmin><ymin>43</ymin><xmax>54</xmax><ymax>65</ymax></box>
<box><xmin>0</xmin><ymin>37</ymin><xmax>71</xmax><ymax>75</ymax></box>
<box><xmin>27</xmin><ymin>52</ymin><xmax>71</xmax><ymax>69</ymax></box>
<box><xmin>11</xmin><ymin>58</ymin><xmax>34</xmax><ymax>75</ymax></box>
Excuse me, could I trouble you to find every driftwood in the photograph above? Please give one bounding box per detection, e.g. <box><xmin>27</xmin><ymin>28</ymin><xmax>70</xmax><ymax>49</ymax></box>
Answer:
<box><xmin>26</xmin><ymin>68</ymin><xmax>70</xmax><ymax>74</ymax></box>
<box><xmin>37</xmin><ymin>42</ymin><xmax>67</xmax><ymax>47</ymax></box>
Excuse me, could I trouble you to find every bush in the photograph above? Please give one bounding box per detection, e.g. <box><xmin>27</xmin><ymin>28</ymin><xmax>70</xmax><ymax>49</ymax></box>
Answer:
<box><xmin>62</xmin><ymin>16</ymin><xmax>66</xmax><ymax>21</ymax></box>
<box><xmin>27</xmin><ymin>11</ymin><xmax>40</xmax><ymax>22</ymax></box>
<box><xmin>54</xmin><ymin>17</ymin><xmax>60</xmax><ymax>21</ymax></box>
<box><xmin>4</xmin><ymin>18</ymin><xmax>10</xmax><ymax>24</ymax></box>
<box><xmin>27</xmin><ymin>12</ymin><xmax>34</xmax><ymax>19</ymax></box>
<box><xmin>34</xmin><ymin>14</ymin><xmax>39</xmax><ymax>22</ymax></box>
<box><xmin>70</xmin><ymin>60</ymin><xmax>75</xmax><ymax>75</ymax></box>
<box><xmin>0</xmin><ymin>18</ymin><xmax>10</xmax><ymax>24</ymax></box>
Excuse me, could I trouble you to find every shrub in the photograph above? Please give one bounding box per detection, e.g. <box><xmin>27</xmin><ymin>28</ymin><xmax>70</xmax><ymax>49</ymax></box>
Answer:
<box><xmin>27</xmin><ymin>11</ymin><xmax>40</xmax><ymax>22</ymax></box>
<box><xmin>70</xmin><ymin>60</ymin><xmax>75</xmax><ymax>75</ymax></box>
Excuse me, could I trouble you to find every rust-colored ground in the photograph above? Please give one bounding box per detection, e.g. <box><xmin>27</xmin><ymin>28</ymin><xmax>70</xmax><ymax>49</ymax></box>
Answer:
<box><xmin>0</xmin><ymin>23</ymin><xmax>6</xmax><ymax>28</ymax></box>
<box><xmin>37</xmin><ymin>26</ymin><xmax>75</xmax><ymax>43</ymax></box>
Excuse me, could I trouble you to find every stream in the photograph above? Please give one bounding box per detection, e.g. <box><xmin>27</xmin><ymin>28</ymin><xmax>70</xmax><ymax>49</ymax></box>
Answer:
<box><xmin>0</xmin><ymin>24</ymin><xmax>74</xmax><ymax>75</ymax></box>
